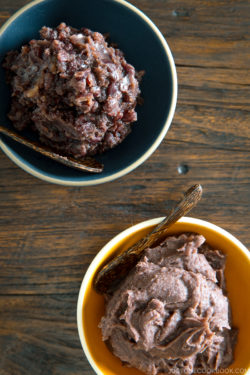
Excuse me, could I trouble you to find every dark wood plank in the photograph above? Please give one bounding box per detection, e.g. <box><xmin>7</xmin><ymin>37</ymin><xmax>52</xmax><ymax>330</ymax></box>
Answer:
<box><xmin>0</xmin><ymin>295</ymin><xmax>93</xmax><ymax>375</ymax></box>
<box><xmin>0</xmin><ymin>0</ymin><xmax>249</xmax><ymax>374</ymax></box>
<box><xmin>130</xmin><ymin>0</ymin><xmax>250</xmax><ymax>69</ymax></box>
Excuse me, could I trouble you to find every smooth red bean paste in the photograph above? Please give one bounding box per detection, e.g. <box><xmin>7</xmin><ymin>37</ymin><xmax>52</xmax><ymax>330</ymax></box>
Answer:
<box><xmin>3</xmin><ymin>23</ymin><xmax>143</xmax><ymax>158</ymax></box>
<box><xmin>100</xmin><ymin>233</ymin><xmax>237</xmax><ymax>375</ymax></box>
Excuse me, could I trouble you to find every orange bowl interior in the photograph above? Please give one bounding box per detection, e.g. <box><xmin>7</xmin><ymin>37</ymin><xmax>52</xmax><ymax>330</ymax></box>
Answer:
<box><xmin>81</xmin><ymin>220</ymin><xmax>250</xmax><ymax>375</ymax></box>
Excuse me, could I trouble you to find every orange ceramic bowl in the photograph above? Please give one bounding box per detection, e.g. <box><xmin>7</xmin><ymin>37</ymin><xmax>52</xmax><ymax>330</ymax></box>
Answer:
<box><xmin>77</xmin><ymin>217</ymin><xmax>250</xmax><ymax>375</ymax></box>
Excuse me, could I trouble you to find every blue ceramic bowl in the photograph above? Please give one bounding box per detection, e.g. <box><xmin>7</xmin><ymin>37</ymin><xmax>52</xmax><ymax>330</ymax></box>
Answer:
<box><xmin>0</xmin><ymin>0</ymin><xmax>177</xmax><ymax>186</ymax></box>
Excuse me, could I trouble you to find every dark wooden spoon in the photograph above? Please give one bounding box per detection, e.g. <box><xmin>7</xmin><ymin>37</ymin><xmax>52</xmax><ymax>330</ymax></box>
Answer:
<box><xmin>0</xmin><ymin>125</ymin><xmax>104</xmax><ymax>173</ymax></box>
<box><xmin>94</xmin><ymin>184</ymin><xmax>202</xmax><ymax>294</ymax></box>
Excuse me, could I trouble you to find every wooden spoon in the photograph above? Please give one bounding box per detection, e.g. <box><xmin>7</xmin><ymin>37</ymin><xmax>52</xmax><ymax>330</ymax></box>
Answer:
<box><xmin>0</xmin><ymin>125</ymin><xmax>104</xmax><ymax>173</ymax></box>
<box><xmin>94</xmin><ymin>184</ymin><xmax>203</xmax><ymax>294</ymax></box>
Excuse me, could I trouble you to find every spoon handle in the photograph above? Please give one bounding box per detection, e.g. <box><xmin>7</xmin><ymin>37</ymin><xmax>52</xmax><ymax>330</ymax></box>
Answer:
<box><xmin>94</xmin><ymin>184</ymin><xmax>203</xmax><ymax>294</ymax></box>
<box><xmin>0</xmin><ymin>125</ymin><xmax>104</xmax><ymax>173</ymax></box>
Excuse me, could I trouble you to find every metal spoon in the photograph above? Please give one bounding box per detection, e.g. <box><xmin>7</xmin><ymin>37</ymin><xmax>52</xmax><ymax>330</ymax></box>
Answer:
<box><xmin>0</xmin><ymin>125</ymin><xmax>104</xmax><ymax>173</ymax></box>
<box><xmin>94</xmin><ymin>184</ymin><xmax>203</xmax><ymax>294</ymax></box>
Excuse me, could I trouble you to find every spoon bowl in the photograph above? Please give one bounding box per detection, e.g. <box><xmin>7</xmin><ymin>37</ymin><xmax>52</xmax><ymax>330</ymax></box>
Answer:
<box><xmin>94</xmin><ymin>184</ymin><xmax>202</xmax><ymax>294</ymax></box>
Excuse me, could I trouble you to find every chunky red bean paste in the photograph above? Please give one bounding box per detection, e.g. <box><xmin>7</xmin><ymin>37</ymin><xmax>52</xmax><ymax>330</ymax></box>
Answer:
<box><xmin>100</xmin><ymin>233</ymin><xmax>237</xmax><ymax>375</ymax></box>
<box><xmin>3</xmin><ymin>23</ymin><xmax>143</xmax><ymax>158</ymax></box>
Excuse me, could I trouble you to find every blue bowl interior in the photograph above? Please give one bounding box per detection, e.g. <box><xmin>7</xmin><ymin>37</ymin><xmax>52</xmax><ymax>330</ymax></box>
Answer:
<box><xmin>0</xmin><ymin>0</ymin><xmax>174</xmax><ymax>183</ymax></box>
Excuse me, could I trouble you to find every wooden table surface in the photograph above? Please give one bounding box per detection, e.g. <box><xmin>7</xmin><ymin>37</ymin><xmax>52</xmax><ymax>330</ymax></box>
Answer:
<box><xmin>0</xmin><ymin>0</ymin><xmax>249</xmax><ymax>374</ymax></box>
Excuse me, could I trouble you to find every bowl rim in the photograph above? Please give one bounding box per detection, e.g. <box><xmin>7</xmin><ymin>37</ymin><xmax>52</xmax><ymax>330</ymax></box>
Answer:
<box><xmin>76</xmin><ymin>216</ymin><xmax>249</xmax><ymax>375</ymax></box>
<box><xmin>0</xmin><ymin>0</ymin><xmax>178</xmax><ymax>186</ymax></box>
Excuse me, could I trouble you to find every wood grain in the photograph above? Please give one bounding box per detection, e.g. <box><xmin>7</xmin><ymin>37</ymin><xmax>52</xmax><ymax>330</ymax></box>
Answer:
<box><xmin>0</xmin><ymin>0</ymin><xmax>249</xmax><ymax>374</ymax></box>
